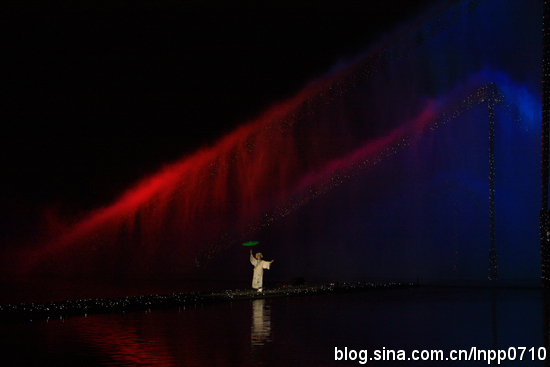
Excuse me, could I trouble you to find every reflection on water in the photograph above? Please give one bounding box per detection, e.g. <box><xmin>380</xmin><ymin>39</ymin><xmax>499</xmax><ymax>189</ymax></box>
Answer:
<box><xmin>2</xmin><ymin>286</ymin><xmax>550</xmax><ymax>366</ymax></box>
<box><xmin>544</xmin><ymin>291</ymin><xmax>550</xmax><ymax>367</ymax></box>
<box><xmin>491</xmin><ymin>290</ymin><xmax>498</xmax><ymax>363</ymax></box>
<box><xmin>251</xmin><ymin>299</ymin><xmax>272</xmax><ymax>346</ymax></box>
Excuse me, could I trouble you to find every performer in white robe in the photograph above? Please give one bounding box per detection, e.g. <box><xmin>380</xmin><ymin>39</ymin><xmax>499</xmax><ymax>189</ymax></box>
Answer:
<box><xmin>250</xmin><ymin>250</ymin><xmax>274</xmax><ymax>291</ymax></box>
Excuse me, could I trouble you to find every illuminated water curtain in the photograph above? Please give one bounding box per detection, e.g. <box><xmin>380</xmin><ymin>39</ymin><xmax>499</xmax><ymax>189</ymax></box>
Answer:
<box><xmin>541</xmin><ymin>0</ymin><xmax>550</xmax><ymax>288</ymax></box>
<box><xmin>16</xmin><ymin>0</ymin><xmax>540</xmax><ymax>281</ymax></box>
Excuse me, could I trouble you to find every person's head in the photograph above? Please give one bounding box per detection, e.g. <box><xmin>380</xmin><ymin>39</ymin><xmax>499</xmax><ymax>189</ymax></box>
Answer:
<box><xmin>256</xmin><ymin>253</ymin><xmax>263</xmax><ymax>260</ymax></box>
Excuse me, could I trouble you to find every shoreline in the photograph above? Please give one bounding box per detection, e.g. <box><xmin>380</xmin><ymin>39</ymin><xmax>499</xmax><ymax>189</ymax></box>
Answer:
<box><xmin>0</xmin><ymin>281</ymin><xmax>417</xmax><ymax>321</ymax></box>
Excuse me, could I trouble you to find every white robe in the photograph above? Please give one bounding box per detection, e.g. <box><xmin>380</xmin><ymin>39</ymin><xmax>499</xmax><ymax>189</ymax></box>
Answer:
<box><xmin>251</xmin><ymin>255</ymin><xmax>271</xmax><ymax>289</ymax></box>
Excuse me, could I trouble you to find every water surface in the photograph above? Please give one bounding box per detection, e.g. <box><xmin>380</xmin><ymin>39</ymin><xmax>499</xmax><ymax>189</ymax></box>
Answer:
<box><xmin>1</xmin><ymin>286</ymin><xmax>547</xmax><ymax>366</ymax></box>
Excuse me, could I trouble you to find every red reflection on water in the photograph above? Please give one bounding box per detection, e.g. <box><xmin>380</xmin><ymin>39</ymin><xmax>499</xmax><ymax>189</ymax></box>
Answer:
<box><xmin>44</xmin><ymin>304</ymin><xmax>256</xmax><ymax>367</ymax></box>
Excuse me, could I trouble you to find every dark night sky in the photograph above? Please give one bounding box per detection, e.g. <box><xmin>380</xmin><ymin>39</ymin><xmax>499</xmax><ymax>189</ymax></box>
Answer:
<box><xmin>1</xmin><ymin>0</ymin><xmax>442</xmax><ymax>220</ymax></box>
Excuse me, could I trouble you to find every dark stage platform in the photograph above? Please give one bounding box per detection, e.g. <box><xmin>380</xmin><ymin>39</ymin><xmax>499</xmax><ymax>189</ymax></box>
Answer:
<box><xmin>0</xmin><ymin>282</ymin><xmax>417</xmax><ymax>321</ymax></box>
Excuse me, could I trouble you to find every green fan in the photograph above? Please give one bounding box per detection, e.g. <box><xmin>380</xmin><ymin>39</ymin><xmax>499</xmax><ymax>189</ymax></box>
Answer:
<box><xmin>242</xmin><ymin>241</ymin><xmax>259</xmax><ymax>247</ymax></box>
